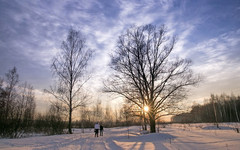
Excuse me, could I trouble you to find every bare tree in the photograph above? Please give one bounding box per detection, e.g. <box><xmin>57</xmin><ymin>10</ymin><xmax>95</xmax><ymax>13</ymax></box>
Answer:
<box><xmin>12</xmin><ymin>82</ymin><xmax>36</xmax><ymax>137</ymax></box>
<box><xmin>19</xmin><ymin>82</ymin><xmax>36</xmax><ymax>133</ymax></box>
<box><xmin>5</xmin><ymin>67</ymin><xmax>19</xmax><ymax>121</ymax></box>
<box><xmin>105</xmin><ymin>24</ymin><xmax>200</xmax><ymax>132</ymax></box>
<box><xmin>232</xmin><ymin>94</ymin><xmax>240</xmax><ymax>122</ymax></box>
<box><xmin>93</xmin><ymin>100</ymin><xmax>103</xmax><ymax>121</ymax></box>
<box><xmin>0</xmin><ymin>67</ymin><xmax>19</xmax><ymax>137</ymax></box>
<box><xmin>0</xmin><ymin>67</ymin><xmax>36</xmax><ymax>138</ymax></box>
<box><xmin>104</xmin><ymin>104</ymin><xmax>114</xmax><ymax>126</ymax></box>
<box><xmin>45</xmin><ymin>28</ymin><xmax>93</xmax><ymax>134</ymax></box>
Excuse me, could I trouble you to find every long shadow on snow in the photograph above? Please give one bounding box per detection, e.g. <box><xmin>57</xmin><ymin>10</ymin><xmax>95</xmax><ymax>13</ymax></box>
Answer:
<box><xmin>33</xmin><ymin>134</ymin><xmax>89</xmax><ymax>150</ymax></box>
<box><xmin>202</xmin><ymin>125</ymin><xmax>234</xmax><ymax>130</ymax></box>
<box><xmin>173</xmin><ymin>138</ymin><xmax>240</xmax><ymax>145</ymax></box>
<box><xmin>106</xmin><ymin>132</ymin><xmax>176</xmax><ymax>150</ymax></box>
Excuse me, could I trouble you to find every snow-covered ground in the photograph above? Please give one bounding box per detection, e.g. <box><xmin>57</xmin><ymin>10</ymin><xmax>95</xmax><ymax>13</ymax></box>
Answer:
<box><xmin>0</xmin><ymin>123</ymin><xmax>240</xmax><ymax>150</ymax></box>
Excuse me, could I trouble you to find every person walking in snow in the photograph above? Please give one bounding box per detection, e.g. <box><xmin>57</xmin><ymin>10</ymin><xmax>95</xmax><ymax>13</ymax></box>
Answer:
<box><xmin>100</xmin><ymin>124</ymin><xmax>104</xmax><ymax>136</ymax></box>
<box><xmin>94</xmin><ymin>122</ymin><xmax>100</xmax><ymax>137</ymax></box>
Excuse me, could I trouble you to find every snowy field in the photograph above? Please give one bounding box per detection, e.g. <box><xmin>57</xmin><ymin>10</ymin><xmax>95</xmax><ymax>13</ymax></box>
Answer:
<box><xmin>0</xmin><ymin>123</ymin><xmax>240</xmax><ymax>150</ymax></box>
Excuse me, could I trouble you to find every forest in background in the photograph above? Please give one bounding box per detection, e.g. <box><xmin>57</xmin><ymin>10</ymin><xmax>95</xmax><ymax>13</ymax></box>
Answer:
<box><xmin>172</xmin><ymin>94</ymin><xmax>240</xmax><ymax>123</ymax></box>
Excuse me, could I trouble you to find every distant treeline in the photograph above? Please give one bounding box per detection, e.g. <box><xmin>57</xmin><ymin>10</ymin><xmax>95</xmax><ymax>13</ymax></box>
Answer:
<box><xmin>172</xmin><ymin>94</ymin><xmax>240</xmax><ymax>123</ymax></box>
<box><xmin>72</xmin><ymin>101</ymin><xmax>142</xmax><ymax>129</ymax></box>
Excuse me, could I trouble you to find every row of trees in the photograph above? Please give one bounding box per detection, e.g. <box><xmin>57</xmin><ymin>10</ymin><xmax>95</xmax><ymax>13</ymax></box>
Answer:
<box><xmin>74</xmin><ymin>101</ymin><xmax>142</xmax><ymax>129</ymax></box>
<box><xmin>172</xmin><ymin>94</ymin><xmax>240</xmax><ymax>123</ymax></box>
<box><xmin>35</xmin><ymin>99</ymin><xmax>144</xmax><ymax>134</ymax></box>
<box><xmin>0</xmin><ymin>67</ymin><xmax>68</xmax><ymax>137</ymax></box>
<box><xmin>0</xmin><ymin>67</ymin><xmax>36</xmax><ymax>138</ymax></box>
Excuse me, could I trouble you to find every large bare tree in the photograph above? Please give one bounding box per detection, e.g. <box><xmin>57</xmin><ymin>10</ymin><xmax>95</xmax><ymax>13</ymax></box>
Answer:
<box><xmin>46</xmin><ymin>29</ymin><xmax>93</xmax><ymax>134</ymax></box>
<box><xmin>105</xmin><ymin>24</ymin><xmax>200</xmax><ymax>132</ymax></box>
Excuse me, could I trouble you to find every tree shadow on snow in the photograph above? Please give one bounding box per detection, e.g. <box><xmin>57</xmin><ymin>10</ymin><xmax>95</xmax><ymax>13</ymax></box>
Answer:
<box><xmin>106</xmin><ymin>132</ymin><xmax>176</xmax><ymax>150</ymax></box>
<box><xmin>202</xmin><ymin>125</ymin><xmax>234</xmax><ymax>130</ymax></box>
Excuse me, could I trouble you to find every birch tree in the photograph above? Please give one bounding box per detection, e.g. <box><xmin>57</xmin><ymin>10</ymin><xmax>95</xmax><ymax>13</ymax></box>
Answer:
<box><xmin>46</xmin><ymin>29</ymin><xmax>93</xmax><ymax>134</ymax></box>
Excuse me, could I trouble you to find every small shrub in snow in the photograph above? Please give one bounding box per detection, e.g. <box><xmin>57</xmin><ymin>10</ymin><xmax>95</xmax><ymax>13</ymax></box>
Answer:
<box><xmin>235</xmin><ymin>128</ymin><xmax>239</xmax><ymax>133</ymax></box>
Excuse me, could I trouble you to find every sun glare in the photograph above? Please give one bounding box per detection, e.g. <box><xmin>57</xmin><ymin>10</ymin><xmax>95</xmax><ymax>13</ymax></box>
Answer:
<box><xmin>144</xmin><ymin>106</ymin><xmax>149</xmax><ymax>112</ymax></box>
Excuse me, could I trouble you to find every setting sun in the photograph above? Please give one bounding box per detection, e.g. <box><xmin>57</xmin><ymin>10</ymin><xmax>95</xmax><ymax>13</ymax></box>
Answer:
<box><xmin>144</xmin><ymin>106</ymin><xmax>149</xmax><ymax>112</ymax></box>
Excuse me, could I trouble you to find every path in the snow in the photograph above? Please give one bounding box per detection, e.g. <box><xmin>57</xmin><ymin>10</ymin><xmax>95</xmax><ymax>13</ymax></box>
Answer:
<box><xmin>0</xmin><ymin>127</ymin><xmax>133</xmax><ymax>150</ymax></box>
<box><xmin>0</xmin><ymin>123</ymin><xmax>240</xmax><ymax>150</ymax></box>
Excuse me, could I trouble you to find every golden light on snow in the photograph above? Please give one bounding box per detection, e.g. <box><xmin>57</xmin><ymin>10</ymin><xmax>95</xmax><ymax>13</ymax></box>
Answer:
<box><xmin>144</xmin><ymin>105</ymin><xmax>149</xmax><ymax>112</ymax></box>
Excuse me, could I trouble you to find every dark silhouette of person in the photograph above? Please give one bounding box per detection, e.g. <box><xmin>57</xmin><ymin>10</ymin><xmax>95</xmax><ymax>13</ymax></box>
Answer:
<box><xmin>100</xmin><ymin>124</ymin><xmax>103</xmax><ymax>136</ymax></box>
<box><xmin>94</xmin><ymin>123</ymin><xmax>100</xmax><ymax>137</ymax></box>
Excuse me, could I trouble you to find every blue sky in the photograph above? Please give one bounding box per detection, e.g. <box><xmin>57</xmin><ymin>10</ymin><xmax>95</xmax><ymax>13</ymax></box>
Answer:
<box><xmin>0</xmin><ymin>0</ymin><xmax>240</xmax><ymax>111</ymax></box>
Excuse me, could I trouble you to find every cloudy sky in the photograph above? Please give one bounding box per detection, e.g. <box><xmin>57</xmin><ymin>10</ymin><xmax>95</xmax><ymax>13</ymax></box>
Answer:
<box><xmin>0</xmin><ymin>0</ymin><xmax>240</xmax><ymax>111</ymax></box>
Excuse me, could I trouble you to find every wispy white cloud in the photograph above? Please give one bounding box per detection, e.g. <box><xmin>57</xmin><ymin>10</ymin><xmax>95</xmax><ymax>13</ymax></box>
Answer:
<box><xmin>117</xmin><ymin>0</ymin><xmax>168</xmax><ymax>26</ymax></box>
<box><xmin>190</xmin><ymin>29</ymin><xmax>240</xmax><ymax>84</ymax></box>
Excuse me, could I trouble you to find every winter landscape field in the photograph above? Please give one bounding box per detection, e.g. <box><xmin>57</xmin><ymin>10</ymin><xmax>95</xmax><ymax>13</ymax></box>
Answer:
<box><xmin>0</xmin><ymin>123</ymin><xmax>239</xmax><ymax>150</ymax></box>
<box><xmin>1</xmin><ymin>0</ymin><xmax>240</xmax><ymax>150</ymax></box>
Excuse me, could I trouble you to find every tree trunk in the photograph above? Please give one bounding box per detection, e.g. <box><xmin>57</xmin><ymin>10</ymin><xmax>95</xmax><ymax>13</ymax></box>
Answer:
<box><xmin>212</xmin><ymin>101</ymin><xmax>218</xmax><ymax>126</ymax></box>
<box><xmin>144</xmin><ymin>118</ymin><xmax>147</xmax><ymax>130</ymax></box>
<box><xmin>68</xmin><ymin>108</ymin><xmax>72</xmax><ymax>134</ymax></box>
<box><xmin>233</xmin><ymin>100</ymin><xmax>240</xmax><ymax>122</ymax></box>
<box><xmin>143</xmin><ymin>111</ymin><xmax>147</xmax><ymax>130</ymax></box>
<box><xmin>149</xmin><ymin>113</ymin><xmax>156</xmax><ymax>133</ymax></box>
